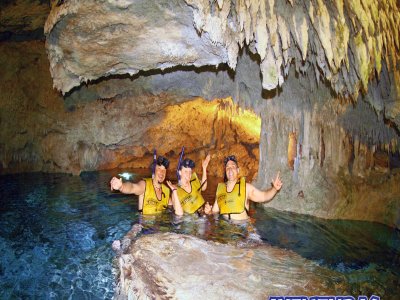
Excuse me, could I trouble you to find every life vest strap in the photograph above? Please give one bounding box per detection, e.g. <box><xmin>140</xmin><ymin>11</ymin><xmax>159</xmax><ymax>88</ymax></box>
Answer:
<box><xmin>197</xmin><ymin>179</ymin><xmax>207</xmax><ymax>191</ymax></box>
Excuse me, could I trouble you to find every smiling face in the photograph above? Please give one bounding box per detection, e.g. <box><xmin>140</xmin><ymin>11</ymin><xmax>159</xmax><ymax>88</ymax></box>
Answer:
<box><xmin>154</xmin><ymin>164</ymin><xmax>167</xmax><ymax>184</ymax></box>
<box><xmin>179</xmin><ymin>166</ymin><xmax>192</xmax><ymax>185</ymax></box>
<box><xmin>225</xmin><ymin>160</ymin><xmax>239</xmax><ymax>182</ymax></box>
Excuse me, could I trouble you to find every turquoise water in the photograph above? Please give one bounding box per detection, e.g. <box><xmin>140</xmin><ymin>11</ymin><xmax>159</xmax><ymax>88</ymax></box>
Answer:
<box><xmin>254</xmin><ymin>208</ymin><xmax>400</xmax><ymax>298</ymax></box>
<box><xmin>0</xmin><ymin>171</ymin><xmax>399</xmax><ymax>299</ymax></box>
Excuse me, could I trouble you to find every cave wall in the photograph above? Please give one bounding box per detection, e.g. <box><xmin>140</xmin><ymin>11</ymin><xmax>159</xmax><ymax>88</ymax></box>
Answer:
<box><xmin>1</xmin><ymin>39</ymin><xmax>399</xmax><ymax>227</ymax></box>
<box><xmin>255</xmin><ymin>65</ymin><xmax>400</xmax><ymax>228</ymax></box>
<box><xmin>0</xmin><ymin>41</ymin><xmax>261</xmax><ymax>178</ymax></box>
<box><xmin>0</xmin><ymin>0</ymin><xmax>49</xmax><ymax>41</ymax></box>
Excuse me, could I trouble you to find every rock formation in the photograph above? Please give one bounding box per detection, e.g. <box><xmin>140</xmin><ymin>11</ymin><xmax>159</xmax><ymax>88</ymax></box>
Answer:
<box><xmin>0</xmin><ymin>0</ymin><xmax>49</xmax><ymax>41</ymax></box>
<box><xmin>113</xmin><ymin>229</ymin><xmax>400</xmax><ymax>299</ymax></box>
<box><xmin>45</xmin><ymin>1</ymin><xmax>400</xmax><ymax>100</ymax></box>
<box><xmin>0</xmin><ymin>41</ymin><xmax>260</xmax><ymax>176</ymax></box>
<box><xmin>115</xmin><ymin>232</ymin><xmax>350</xmax><ymax>299</ymax></box>
<box><xmin>43</xmin><ymin>0</ymin><xmax>400</xmax><ymax>132</ymax></box>
<box><xmin>1</xmin><ymin>1</ymin><xmax>265</xmax><ymax>176</ymax></box>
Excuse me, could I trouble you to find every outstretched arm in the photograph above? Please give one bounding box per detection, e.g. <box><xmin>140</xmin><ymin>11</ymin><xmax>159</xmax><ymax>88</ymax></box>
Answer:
<box><xmin>247</xmin><ymin>172</ymin><xmax>282</xmax><ymax>203</ymax></box>
<box><xmin>110</xmin><ymin>177</ymin><xmax>145</xmax><ymax>195</ymax></box>
<box><xmin>166</xmin><ymin>180</ymin><xmax>183</xmax><ymax>216</ymax></box>
<box><xmin>200</xmin><ymin>153</ymin><xmax>211</xmax><ymax>191</ymax></box>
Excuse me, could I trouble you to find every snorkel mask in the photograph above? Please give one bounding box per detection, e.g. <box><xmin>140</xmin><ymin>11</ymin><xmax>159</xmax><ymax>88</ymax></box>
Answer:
<box><xmin>151</xmin><ymin>150</ymin><xmax>170</xmax><ymax>179</ymax></box>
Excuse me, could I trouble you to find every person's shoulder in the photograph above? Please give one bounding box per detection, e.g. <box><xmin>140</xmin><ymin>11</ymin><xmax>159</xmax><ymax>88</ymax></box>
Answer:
<box><xmin>138</xmin><ymin>179</ymin><xmax>148</xmax><ymax>185</ymax></box>
<box><xmin>216</xmin><ymin>181</ymin><xmax>225</xmax><ymax>189</ymax></box>
<box><xmin>245</xmin><ymin>181</ymin><xmax>255</xmax><ymax>190</ymax></box>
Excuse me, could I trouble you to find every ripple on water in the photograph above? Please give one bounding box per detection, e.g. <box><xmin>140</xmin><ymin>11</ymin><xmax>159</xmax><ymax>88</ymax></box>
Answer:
<box><xmin>0</xmin><ymin>237</ymin><xmax>56</xmax><ymax>299</ymax></box>
<box><xmin>53</xmin><ymin>195</ymin><xmax>80</xmax><ymax>215</ymax></box>
<box><xmin>66</xmin><ymin>221</ymin><xmax>96</xmax><ymax>252</ymax></box>
<box><xmin>25</xmin><ymin>186</ymin><xmax>47</xmax><ymax>207</ymax></box>
<box><xmin>1</xmin><ymin>172</ymin><xmax>399</xmax><ymax>299</ymax></box>
<box><xmin>106</xmin><ymin>219</ymin><xmax>132</xmax><ymax>243</ymax></box>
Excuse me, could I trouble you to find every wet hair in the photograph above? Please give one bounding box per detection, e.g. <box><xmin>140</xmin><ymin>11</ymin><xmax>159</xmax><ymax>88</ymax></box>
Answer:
<box><xmin>151</xmin><ymin>156</ymin><xmax>170</xmax><ymax>170</ymax></box>
<box><xmin>180</xmin><ymin>158</ymin><xmax>195</xmax><ymax>170</ymax></box>
<box><xmin>224</xmin><ymin>155</ymin><xmax>238</xmax><ymax>167</ymax></box>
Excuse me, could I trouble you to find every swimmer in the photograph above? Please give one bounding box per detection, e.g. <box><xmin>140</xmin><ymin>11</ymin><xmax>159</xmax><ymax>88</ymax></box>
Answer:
<box><xmin>167</xmin><ymin>154</ymin><xmax>212</xmax><ymax>215</ymax></box>
<box><xmin>206</xmin><ymin>155</ymin><xmax>282</xmax><ymax>221</ymax></box>
<box><xmin>110</xmin><ymin>155</ymin><xmax>183</xmax><ymax>216</ymax></box>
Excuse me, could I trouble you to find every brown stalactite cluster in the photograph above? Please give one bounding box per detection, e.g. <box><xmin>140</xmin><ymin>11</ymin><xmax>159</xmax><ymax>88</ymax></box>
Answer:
<box><xmin>45</xmin><ymin>0</ymin><xmax>400</xmax><ymax>97</ymax></box>
<box><xmin>183</xmin><ymin>0</ymin><xmax>400</xmax><ymax>123</ymax></box>
<box><xmin>43</xmin><ymin>0</ymin><xmax>400</xmax><ymax>131</ymax></box>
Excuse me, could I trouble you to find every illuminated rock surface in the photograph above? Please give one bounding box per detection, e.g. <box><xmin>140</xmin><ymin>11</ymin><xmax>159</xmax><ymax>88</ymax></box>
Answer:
<box><xmin>44</xmin><ymin>0</ymin><xmax>400</xmax><ymax>129</ymax></box>
<box><xmin>115</xmin><ymin>232</ymin><xmax>350</xmax><ymax>299</ymax></box>
<box><xmin>0</xmin><ymin>41</ymin><xmax>260</xmax><ymax>178</ymax></box>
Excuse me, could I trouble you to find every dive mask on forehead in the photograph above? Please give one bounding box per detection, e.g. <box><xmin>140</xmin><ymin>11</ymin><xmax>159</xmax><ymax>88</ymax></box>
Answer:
<box><xmin>180</xmin><ymin>158</ymin><xmax>195</xmax><ymax>169</ymax></box>
<box><xmin>156</xmin><ymin>156</ymin><xmax>170</xmax><ymax>168</ymax></box>
<box><xmin>224</xmin><ymin>155</ymin><xmax>238</xmax><ymax>166</ymax></box>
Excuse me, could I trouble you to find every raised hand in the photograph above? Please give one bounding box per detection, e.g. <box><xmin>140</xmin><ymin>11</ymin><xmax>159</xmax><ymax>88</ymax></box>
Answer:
<box><xmin>202</xmin><ymin>153</ymin><xmax>211</xmax><ymax>170</ymax></box>
<box><xmin>204</xmin><ymin>202</ymin><xmax>212</xmax><ymax>215</ymax></box>
<box><xmin>110</xmin><ymin>176</ymin><xmax>123</xmax><ymax>191</ymax></box>
<box><xmin>272</xmin><ymin>171</ymin><xmax>282</xmax><ymax>191</ymax></box>
<box><xmin>166</xmin><ymin>180</ymin><xmax>177</xmax><ymax>191</ymax></box>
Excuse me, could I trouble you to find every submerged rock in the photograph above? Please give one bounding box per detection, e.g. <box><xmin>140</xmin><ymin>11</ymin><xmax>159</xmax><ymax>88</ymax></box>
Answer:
<box><xmin>114</xmin><ymin>232</ymin><xmax>349</xmax><ymax>299</ymax></box>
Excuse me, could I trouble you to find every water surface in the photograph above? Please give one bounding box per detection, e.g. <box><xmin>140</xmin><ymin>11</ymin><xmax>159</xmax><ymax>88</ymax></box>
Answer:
<box><xmin>0</xmin><ymin>171</ymin><xmax>399</xmax><ymax>299</ymax></box>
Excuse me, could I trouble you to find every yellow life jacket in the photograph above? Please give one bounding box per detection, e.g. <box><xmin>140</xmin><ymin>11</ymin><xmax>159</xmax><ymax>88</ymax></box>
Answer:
<box><xmin>216</xmin><ymin>177</ymin><xmax>247</xmax><ymax>215</ymax></box>
<box><xmin>142</xmin><ymin>178</ymin><xmax>170</xmax><ymax>215</ymax></box>
<box><xmin>177</xmin><ymin>172</ymin><xmax>205</xmax><ymax>214</ymax></box>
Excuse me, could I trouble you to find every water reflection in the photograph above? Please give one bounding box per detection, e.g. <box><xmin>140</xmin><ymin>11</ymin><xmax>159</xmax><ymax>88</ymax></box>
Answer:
<box><xmin>0</xmin><ymin>170</ymin><xmax>399</xmax><ymax>299</ymax></box>
<box><xmin>253</xmin><ymin>207</ymin><xmax>400</xmax><ymax>274</ymax></box>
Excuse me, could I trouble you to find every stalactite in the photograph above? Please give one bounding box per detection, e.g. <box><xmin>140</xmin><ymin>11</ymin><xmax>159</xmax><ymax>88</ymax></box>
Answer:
<box><xmin>44</xmin><ymin>0</ymin><xmax>399</xmax><ymax>104</ymax></box>
<box><xmin>181</xmin><ymin>0</ymin><xmax>398</xmax><ymax>96</ymax></box>
<box><xmin>288</xmin><ymin>131</ymin><xmax>297</xmax><ymax>170</ymax></box>
<box><xmin>319</xmin><ymin>127</ymin><xmax>325</xmax><ymax>168</ymax></box>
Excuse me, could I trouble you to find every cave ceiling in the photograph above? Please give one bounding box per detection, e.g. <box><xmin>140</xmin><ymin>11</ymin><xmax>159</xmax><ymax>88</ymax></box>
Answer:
<box><xmin>3</xmin><ymin>0</ymin><xmax>399</xmax><ymax>128</ymax></box>
<box><xmin>44</xmin><ymin>0</ymin><xmax>399</xmax><ymax>95</ymax></box>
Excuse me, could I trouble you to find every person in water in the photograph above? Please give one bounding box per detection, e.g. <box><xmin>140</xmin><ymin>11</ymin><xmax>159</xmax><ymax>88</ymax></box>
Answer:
<box><xmin>168</xmin><ymin>154</ymin><xmax>212</xmax><ymax>215</ymax></box>
<box><xmin>206</xmin><ymin>155</ymin><xmax>282</xmax><ymax>221</ymax></box>
<box><xmin>110</xmin><ymin>156</ymin><xmax>183</xmax><ymax>216</ymax></box>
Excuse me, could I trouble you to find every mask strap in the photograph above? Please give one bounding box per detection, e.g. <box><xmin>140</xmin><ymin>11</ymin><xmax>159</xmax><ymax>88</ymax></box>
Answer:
<box><xmin>152</xmin><ymin>149</ymin><xmax>157</xmax><ymax>179</ymax></box>
<box><xmin>176</xmin><ymin>146</ymin><xmax>185</xmax><ymax>185</ymax></box>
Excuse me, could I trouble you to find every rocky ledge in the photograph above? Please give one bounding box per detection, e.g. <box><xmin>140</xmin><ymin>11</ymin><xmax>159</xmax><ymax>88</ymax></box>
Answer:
<box><xmin>113</xmin><ymin>228</ymin><xmax>351</xmax><ymax>299</ymax></box>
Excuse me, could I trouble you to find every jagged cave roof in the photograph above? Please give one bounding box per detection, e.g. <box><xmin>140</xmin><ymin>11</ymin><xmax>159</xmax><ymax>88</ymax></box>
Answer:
<box><xmin>43</xmin><ymin>0</ymin><xmax>399</xmax><ymax>99</ymax></box>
